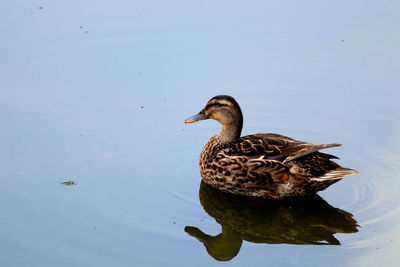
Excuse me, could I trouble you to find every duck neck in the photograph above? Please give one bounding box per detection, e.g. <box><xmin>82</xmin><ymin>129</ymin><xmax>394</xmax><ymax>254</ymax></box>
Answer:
<box><xmin>218</xmin><ymin>119</ymin><xmax>243</xmax><ymax>144</ymax></box>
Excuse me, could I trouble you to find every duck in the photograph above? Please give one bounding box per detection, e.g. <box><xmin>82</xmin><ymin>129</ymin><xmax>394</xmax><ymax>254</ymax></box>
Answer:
<box><xmin>184</xmin><ymin>95</ymin><xmax>358</xmax><ymax>199</ymax></box>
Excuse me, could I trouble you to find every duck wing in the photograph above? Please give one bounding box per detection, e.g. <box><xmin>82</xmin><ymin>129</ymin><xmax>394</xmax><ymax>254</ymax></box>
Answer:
<box><xmin>223</xmin><ymin>133</ymin><xmax>341</xmax><ymax>163</ymax></box>
<box><xmin>215</xmin><ymin>135</ymin><xmax>289</xmax><ymax>185</ymax></box>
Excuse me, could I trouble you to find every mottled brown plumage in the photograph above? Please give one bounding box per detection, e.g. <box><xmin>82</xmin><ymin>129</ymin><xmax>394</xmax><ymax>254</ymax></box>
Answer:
<box><xmin>185</xmin><ymin>95</ymin><xmax>358</xmax><ymax>199</ymax></box>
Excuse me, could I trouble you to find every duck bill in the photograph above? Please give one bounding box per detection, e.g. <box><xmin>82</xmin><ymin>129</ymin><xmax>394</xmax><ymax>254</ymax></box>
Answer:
<box><xmin>185</xmin><ymin>112</ymin><xmax>209</xmax><ymax>123</ymax></box>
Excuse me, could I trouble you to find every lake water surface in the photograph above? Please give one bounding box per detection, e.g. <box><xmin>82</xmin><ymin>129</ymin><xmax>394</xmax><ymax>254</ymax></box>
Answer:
<box><xmin>1</xmin><ymin>1</ymin><xmax>399</xmax><ymax>266</ymax></box>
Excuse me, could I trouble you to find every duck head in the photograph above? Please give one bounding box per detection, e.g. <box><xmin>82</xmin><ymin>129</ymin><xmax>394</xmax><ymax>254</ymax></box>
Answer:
<box><xmin>185</xmin><ymin>95</ymin><xmax>243</xmax><ymax>143</ymax></box>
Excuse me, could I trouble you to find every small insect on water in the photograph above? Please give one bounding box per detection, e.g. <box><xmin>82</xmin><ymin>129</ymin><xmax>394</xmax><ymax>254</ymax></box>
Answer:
<box><xmin>61</xmin><ymin>180</ymin><xmax>77</xmax><ymax>186</ymax></box>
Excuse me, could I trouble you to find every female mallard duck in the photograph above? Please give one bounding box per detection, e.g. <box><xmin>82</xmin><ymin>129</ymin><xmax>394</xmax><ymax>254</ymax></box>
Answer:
<box><xmin>185</xmin><ymin>95</ymin><xmax>358</xmax><ymax>199</ymax></box>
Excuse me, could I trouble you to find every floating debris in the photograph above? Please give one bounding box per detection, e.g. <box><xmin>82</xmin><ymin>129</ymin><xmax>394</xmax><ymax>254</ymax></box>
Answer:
<box><xmin>61</xmin><ymin>181</ymin><xmax>77</xmax><ymax>186</ymax></box>
<box><xmin>80</xmin><ymin>26</ymin><xmax>83</xmax><ymax>29</ymax></box>
<box><xmin>85</xmin><ymin>30</ymin><xmax>88</xmax><ymax>34</ymax></box>
<box><xmin>140</xmin><ymin>106</ymin><xmax>144</xmax><ymax>109</ymax></box>
<box><xmin>38</xmin><ymin>6</ymin><xmax>43</xmax><ymax>10</ymax></box>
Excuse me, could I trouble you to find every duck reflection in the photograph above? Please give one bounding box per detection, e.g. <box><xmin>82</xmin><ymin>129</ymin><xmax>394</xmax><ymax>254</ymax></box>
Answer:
<box><xmin>185</xmin><ymin>181</ymin><xmax>359</xmax><ymax>261</ymax></box>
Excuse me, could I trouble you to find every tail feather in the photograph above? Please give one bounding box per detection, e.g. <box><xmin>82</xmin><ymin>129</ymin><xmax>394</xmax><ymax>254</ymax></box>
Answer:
<box><xmin>311</xmin><ymin>167</ymin><xmax>359</xmax><ymax>182</ymax></box>
<box><xmin>284</xmin><ymin>143</ymin><xmax>341</xmax><ymax>163</ymax></box>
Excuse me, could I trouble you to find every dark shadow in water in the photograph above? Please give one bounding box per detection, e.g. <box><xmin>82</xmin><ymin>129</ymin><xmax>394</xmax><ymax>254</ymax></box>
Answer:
<box><xmin>185</xmin><ymin>181</ymin><xmax>359</xmax><ymax>261</ymax></box>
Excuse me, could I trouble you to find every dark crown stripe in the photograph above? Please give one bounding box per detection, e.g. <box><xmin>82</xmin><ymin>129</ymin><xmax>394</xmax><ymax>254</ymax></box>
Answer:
<box><xmin>205</xmin><ymin>102</ymin><xmax>229</xmax><ymax>110</ymax></box>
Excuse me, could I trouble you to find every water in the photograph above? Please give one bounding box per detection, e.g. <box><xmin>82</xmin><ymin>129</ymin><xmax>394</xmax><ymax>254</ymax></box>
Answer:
<box><xmin>1</xmin><ymin>1</ymin><xmax>399</xmax><ymax>266</ymax></box>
